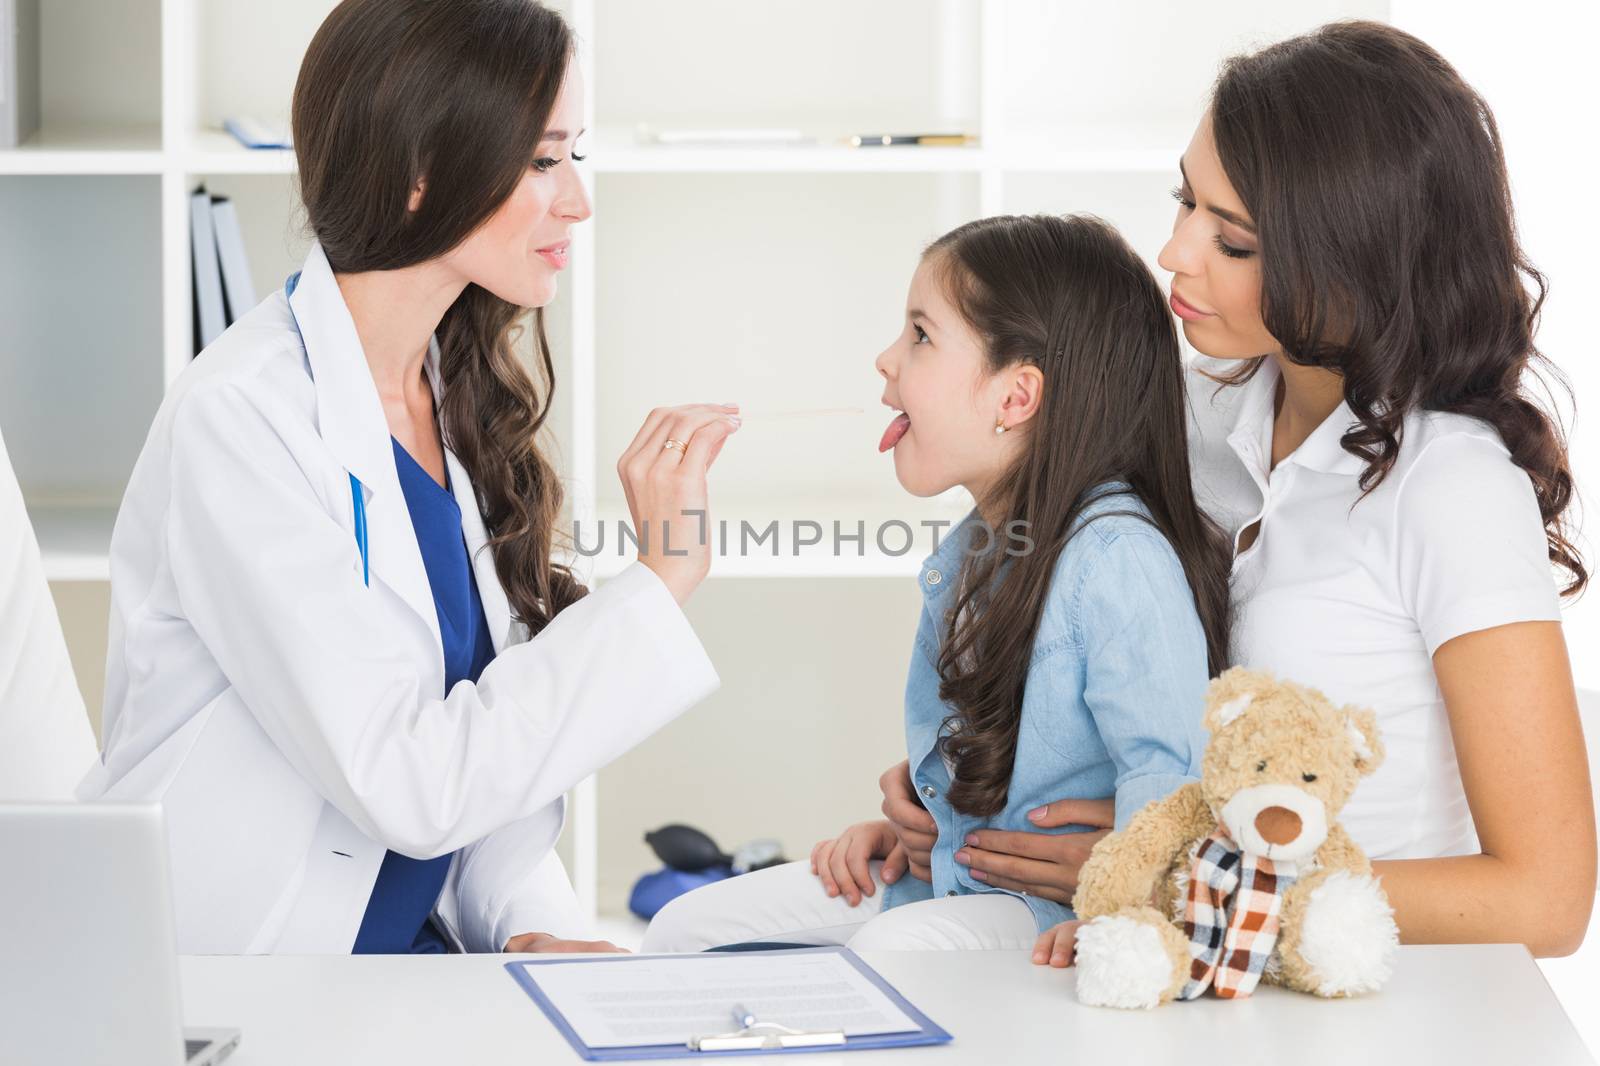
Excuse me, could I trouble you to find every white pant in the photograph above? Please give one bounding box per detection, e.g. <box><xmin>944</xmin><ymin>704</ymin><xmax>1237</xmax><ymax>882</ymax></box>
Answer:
<box><xmin>641</xmin><ymin>860</ymin><xmax>1038</xmax><ymax>954</ymax></box>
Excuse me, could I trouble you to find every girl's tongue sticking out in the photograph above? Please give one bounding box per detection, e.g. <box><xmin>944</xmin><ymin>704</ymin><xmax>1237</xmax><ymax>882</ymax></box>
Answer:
<box><xmin>879</xmin><ymin>412</ymin><xmax>911</xmax><ymax>453</ymax></box>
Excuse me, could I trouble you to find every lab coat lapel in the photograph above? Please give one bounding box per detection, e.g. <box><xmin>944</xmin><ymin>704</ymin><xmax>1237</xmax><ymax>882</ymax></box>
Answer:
<box><xmin>289</xmin><ymin>244</ymin><xmax>442</xmax><ymax>656</ymax></box>
<box><xmin>444</xmin><ymin>448</ymin><xmax>515</xmax><ymax>654</ymax></box>
<box><xmin>423</xmin><ymin>345</ymin><xmax>516</xmax><ymax>654</ymax></box>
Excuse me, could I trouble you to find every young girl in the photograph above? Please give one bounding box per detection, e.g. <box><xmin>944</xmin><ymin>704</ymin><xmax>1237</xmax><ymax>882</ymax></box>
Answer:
<box><xmin>642</xmin><ymin>214</ymin><xmax>1233</xmax><ymax>952</ymax></box>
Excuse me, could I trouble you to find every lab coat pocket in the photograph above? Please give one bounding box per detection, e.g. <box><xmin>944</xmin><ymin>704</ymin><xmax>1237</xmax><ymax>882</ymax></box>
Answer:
<box><xmin>159</xmin><ymin>689</ymin><xmax>324</xmax><ymax>953</ymax></box>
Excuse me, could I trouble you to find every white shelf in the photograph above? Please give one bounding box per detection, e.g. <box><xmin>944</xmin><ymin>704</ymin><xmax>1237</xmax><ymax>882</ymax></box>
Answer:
<box><xmin>0</xmin><ymin>148</ymin><xmax>1182</xmax><ymax>180</ymax></box>
<box><xmin>166</xmin><ymin>128</ymin><xmax>1181</xmax><ymax>177</ymax></box>
<box><xmin>30</xmin><ymin>504</ymin><xmax>118</xmax><ymax>583</ymax></box>
<box><xmin>595</xmin><ymin>145</ymin><xmax>1181</xmax><ymax>175</ymax></box>
<box><xmin>0</xmin><ymin>125</ymin><xmax>164</xmax><ymax>174</ymax></box>
<box><xmin>592</xmin><ymin>126</ymin><xmax>985</xmax><ymax>173</ymax></box>
<box><xmin>183</xmin><ymin>130</ymin><xmax>296</xmax><ymax>175</ymax></box>
<box><xmin>0</xmin><ymin>107</ymin><xmax>1178</xmax><ymax>182</ymax></box>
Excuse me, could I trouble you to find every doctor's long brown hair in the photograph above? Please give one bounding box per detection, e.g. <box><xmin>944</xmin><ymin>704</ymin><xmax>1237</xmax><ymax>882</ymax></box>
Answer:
<box><xmin>929</xmin><ymin>215</ymin><xmax>1233</xmax><ymax>818</ymax></box>
<box><xmin>292</xmin><ymin>0</ymin><xmax>585</xmax><ymax>632</ymax></box>
<box><xmin>1207</xmin><ymin>20</ymin><xmax>1586</xmax><ymax>597</ymax></box>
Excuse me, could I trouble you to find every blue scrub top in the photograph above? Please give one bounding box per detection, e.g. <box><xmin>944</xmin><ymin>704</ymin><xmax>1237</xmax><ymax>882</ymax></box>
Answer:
<box><xmin>351</xmin><ymin>438</ymin><xmax>497</xmax><ymax>954</ymax></box>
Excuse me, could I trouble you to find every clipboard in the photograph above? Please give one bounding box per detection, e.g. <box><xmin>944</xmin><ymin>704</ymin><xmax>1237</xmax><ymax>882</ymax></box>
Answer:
<box><xmin>504</xmin><ymin>946</ymin><xmax>953</xmax><ymax>1060</ymax></box>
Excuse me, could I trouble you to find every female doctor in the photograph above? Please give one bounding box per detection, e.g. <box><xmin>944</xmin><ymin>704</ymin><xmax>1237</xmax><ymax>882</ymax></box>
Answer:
<box><xmin>78</xmin><ymin>0</ymin><xmax>736</xmax><ymax>955</ymax></box>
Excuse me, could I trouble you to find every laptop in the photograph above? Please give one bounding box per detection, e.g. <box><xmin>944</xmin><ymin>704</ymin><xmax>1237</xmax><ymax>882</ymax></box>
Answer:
<box><xmin>0</xmin><ymin>802</ymin><xmax>240</xmax><ymax>1066</ymax></box>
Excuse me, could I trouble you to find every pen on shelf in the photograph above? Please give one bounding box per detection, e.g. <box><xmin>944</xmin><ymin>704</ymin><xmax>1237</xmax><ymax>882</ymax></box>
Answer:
<box><xmin>639</xmin><ymin>125</ymin><xmax>814</xmax><ymax>147</ymax></box>
<box><xmin>735</xmin><ymin>406</ymin><xmax>865</xmax><ymax>422</ymax></box>
<box><xmin>846</xmin><ymin>133</ymin><xmax>978</xmax><ymax>148</ymax></box>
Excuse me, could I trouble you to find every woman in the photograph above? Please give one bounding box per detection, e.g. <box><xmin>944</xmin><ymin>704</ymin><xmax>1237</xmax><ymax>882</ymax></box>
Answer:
<box><xmin>877</xmin><ymin>20</ymin><xmax>1595</xmax><ymax>963</ymax></box>
<box><xmin>79</xmin><ymin>0</ymin><xmax>737</xmax><ymax>955</ymax></box>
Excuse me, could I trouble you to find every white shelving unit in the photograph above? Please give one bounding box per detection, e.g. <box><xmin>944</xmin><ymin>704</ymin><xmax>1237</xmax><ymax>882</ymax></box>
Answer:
<box><xmin>2</xmin><ymin>0</ymin><xmax>1389</xmax><ymax>921</ymax></box>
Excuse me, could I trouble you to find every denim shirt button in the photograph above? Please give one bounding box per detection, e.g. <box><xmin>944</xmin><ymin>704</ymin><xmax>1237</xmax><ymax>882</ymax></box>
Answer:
<box><xmin>925</xmin><ymin>568</ymin><xmax>942</xmax><ymax>586</ymax></box>
<box><xmin>920</xmin><ymin>785</ymin><xmax>936</xmax><ymax>799</ymax></box>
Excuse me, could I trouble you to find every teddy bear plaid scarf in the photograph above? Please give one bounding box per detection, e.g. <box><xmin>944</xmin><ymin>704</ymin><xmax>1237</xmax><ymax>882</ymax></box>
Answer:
<box><xmin>1180</xmin><ymin>830</ymin><xmax>1299</xmax><ymax>1000</ymax></box>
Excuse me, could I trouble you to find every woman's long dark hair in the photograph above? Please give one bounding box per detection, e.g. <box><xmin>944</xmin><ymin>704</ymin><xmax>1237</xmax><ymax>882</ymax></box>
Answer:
<box><xmin>292</xmin><ymin>0</ymin><xmax>585</xmax><ymax>633</ymax></box>
<box><xmin>930</xmin><ymin>215</ymin><xmax>1233</xmax><ymax>818</ymax></box>
<box><xmin>1208</xmin><ymin>19</ymin><xmax>1586</xmax><ymax>597</ymax></box>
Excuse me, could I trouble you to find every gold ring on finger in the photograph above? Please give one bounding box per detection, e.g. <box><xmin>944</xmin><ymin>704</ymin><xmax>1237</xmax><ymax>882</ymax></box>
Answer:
<box><xmin>662</xmin><ymin>438</ymin><xmax>687</xmax><ymax>453</ymax></box>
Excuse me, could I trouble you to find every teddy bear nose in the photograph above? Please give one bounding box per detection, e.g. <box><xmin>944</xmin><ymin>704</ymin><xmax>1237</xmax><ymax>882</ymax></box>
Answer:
<box><xmin>1255</xmin><ymin>806</ymin><xmax>1303</xmax><ymax>845</ymax></box>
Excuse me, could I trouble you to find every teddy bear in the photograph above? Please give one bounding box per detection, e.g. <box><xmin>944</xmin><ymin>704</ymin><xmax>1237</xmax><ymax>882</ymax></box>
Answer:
<box><xmin>1070</xmin><ymin>666</ymin><xmax>1400</xmax><ymax>1009</ymax></box>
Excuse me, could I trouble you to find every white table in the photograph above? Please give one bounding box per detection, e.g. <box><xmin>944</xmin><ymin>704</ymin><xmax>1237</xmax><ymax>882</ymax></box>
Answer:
<box><xmin>181</xmin><ymin>945</ymin><xmax>1593</xmax><ymax>1065</ymax></box>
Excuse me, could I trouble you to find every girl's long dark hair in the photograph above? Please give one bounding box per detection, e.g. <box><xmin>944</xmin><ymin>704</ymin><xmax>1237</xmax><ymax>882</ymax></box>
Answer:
<box><xmin>930</xmin><ymin>215</ymin><xmax>1233</xmax><ymax>818</ymax></box>
<box><xmin>292</xmin><ymin>0</ymin><xmax>585</xmax><ymax>633</ymax></box>
<box><xmin>1209</xmin><ymin>19</ymin><xmax>1586</xmax><ymax>597</ymax></box>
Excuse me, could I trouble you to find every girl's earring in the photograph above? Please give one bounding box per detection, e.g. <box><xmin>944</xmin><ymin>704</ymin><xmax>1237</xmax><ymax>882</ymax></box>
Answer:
<box><xmin>994</xmin><ymin>419</ymin><xmax>1007</xmax><ymax>436</ymax></box>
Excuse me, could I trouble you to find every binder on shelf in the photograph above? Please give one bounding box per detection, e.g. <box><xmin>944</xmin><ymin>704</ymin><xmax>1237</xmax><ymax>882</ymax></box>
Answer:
<box><xmin>223</xmin><ymin>116</ymin><xmax>291</xmax><ymax>150</ymax></box>
<box><xmin>1</xmin><ymin>0</ymin><xmax>40</xmax><ymax>148</ymax></box>
<box><xmin>211</xmin><ymin>196</ymin><xmax>257</xmax><ymax>323</ymax></box>
<box><xmin>191</xmin><ymin>186</ymin><xmax>227</xmax><ymax>355</ymax></box>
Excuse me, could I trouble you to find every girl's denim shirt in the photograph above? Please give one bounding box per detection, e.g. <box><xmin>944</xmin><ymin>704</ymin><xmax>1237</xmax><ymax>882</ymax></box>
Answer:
<box><xmin>882</xmin><ymin>484</ymin><xmax>1210</xmax><ymax>931</ymax></box>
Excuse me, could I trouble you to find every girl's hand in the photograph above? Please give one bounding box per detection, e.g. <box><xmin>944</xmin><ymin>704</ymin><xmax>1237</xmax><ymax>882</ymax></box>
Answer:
<box><xmin>878</xmin><ymin>760</ymin><xmax>936</xmax><ymax>882</ymax></box>
<box><xmin>810</xmin><ymin>820</ymin><xmax>900</xmax><ymax>907</ymax></box>
<box><xmin>954</xmin><ymin>798</ymin><xmax>1114</xmax><ymax>905</ymax></box>
<box><xmin>504</xmin><ymin>931</ymin><xmax>628</xmax><ymax>954</ymax></box>
<box><xmin>1032</xmin><ymin>921</ymin><xmax>1081</xmax><ymax>968</ymax></box>
<box><xmin>617</xmin><ymin>403</ymin><xmax>742</xmax><ymax>606</ymax></box>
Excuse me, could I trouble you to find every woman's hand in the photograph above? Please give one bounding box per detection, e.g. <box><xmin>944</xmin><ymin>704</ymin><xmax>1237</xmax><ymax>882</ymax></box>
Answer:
<box><xmin>617</xmin><ymin>403</ymin><xmax>742</xmax><ymax>606</ymax></box>
<box><xmin>1032</xmin><ymin>921</ymin><xmax>1081</xmax><ymax>968</ymax></box>
<box><xmin>879</xmin><ymin>757</ymin><xmax>1115</xmax><ymax>902</ymax></box>
<box><xmin>810</xmin><ymin>820</ymin><xmax>901</xmax><ymax>907</ymax></box>
<box><xmin>953</xmin><ymin>798</ymin><xmax>1115</xmax><ymax>905</ymax></box>
<box><xmin>878</xmin><ymin>760</ymin><xmax>936</xmax><ymax>883</ymax></box>
<box><xmin>503</xmin><ymin>931</ymin><xmax>628</xmax><ymax>954</ymax></box>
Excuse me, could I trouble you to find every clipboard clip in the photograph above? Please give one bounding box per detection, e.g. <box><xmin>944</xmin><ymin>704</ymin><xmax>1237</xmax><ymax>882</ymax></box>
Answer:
<box><xmin>688</xmin><ymin>1004</ymin><xmax>846</xmax><ymax>1052</ymax></box>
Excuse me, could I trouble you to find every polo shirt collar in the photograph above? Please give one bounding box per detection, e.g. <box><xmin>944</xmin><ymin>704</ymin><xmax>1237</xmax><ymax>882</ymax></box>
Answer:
<box><xmin>1225</xmin><ymin>357</ymin><xmax>1365</xmax><ymax>478</ymax></box>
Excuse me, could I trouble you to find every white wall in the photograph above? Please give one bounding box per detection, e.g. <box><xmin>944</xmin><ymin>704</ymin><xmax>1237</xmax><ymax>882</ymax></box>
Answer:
<box><xmin>1390</xmin><ymin>3</ymin><xmax>1600</xmax><ymax>1036</ymax></box>
<box><xmin>1390</xmin><ymin>0</ymin><xmax>1599</xmax><ymax>687</ymax></box>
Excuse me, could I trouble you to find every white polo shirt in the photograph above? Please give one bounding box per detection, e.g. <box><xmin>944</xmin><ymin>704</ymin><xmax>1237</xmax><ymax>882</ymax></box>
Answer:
<box><xmin>1185</xmin><ymin>355</ymin><xmax>1563</xmax><ymax>860</ymax></box>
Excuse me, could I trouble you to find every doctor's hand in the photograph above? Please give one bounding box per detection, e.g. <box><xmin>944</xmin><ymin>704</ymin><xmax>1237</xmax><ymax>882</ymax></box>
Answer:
<box><xmin>810</xmin><ymin>820</ymin><xmax>902</xmax><ymax>908</ymax></box>
<box><xmin>618</xmin><ymin>403</ymin><xmax>742</xmax><ymax>607</ymax></box>
<box><xmin>878</xmin><ymin>760</ymin><xmax>935</xmax><ymax>883</ymax></box>
<box><xmin>954</xmin><ymin>798</ymin><xmax>1115</xmax><ymax>906</ymax></box>
<box><xmin>503</xmin><ymin>931</ymin><xmax>628</xmax><ymax>954</ymax></box>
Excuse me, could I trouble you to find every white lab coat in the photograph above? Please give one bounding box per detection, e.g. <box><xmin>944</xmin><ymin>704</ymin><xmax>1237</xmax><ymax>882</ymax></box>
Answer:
<box><xmin>0</xmin><ymin>425</ymin><xmax>97</xmax><ymax>800</ymax></box>
<box><xmin>78</xmin><ymin>243</ymin><xmax>720</xmax><ymax>954</ymax></box>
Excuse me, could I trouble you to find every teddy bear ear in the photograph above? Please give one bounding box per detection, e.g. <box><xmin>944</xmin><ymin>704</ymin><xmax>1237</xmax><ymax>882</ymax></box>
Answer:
<box><xmin>1214</xmin><ymin>693</ymin><xmax>1254</xmax><ymax>729</ymax></box>
<box><xmin>1204</xmin><ymin>666</ymin><xmax>1273</xmax><ymax>732</ymax></box>
<box><xmin>1344</xmin><ymin>707</ymin><xmax>1385</xmax><ymax>775</ymax></box>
